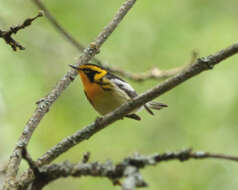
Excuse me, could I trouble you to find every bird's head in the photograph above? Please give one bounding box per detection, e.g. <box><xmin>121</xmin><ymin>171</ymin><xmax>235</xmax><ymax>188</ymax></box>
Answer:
<box><xmin>69</xmin><ymin>64</ymin><xmax>107</xmax><ymax>83</ymax></box>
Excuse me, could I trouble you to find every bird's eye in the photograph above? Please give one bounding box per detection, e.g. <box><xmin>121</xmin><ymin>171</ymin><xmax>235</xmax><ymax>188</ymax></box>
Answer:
<box><xmin>84</xmin><ymin>70</ymin><xmax>90</xmax><ymax>74</ymax></box>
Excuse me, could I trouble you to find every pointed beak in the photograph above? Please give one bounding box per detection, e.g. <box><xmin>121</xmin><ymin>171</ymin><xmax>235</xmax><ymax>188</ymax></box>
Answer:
<box><xmin>69</xmin><ymin>64</ymin><xmax>80</xmax><ymax>70</ymax></box>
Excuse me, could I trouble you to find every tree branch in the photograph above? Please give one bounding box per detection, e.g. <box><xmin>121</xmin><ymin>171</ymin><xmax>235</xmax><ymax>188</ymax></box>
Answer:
<box><xmin>32</xmin><ymin>0</ymin><xmax>186</xmax><ymax>81</ymax></box>
<box><xmin>3</xmin><ymin>0</ymin><xmax>137</xmax><ymax>189</ymax></box>
<box><xmin>24</xmin><ymin>149</ymin><xmax>238</xmax><ymax>190</ymax></box>
<box><xmin>0</xmin><ymin>12</ymin><xmax>43</xmax><ymax>51</ymax></box>
<box><xmin>18</xmin><ymin>42</ymin><xmax>238</xmax><ymax>189</ymax></box>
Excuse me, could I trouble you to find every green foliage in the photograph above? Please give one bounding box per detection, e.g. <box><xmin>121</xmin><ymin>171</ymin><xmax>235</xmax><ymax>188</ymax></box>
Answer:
<box><xmin>0</xmin><ymin>0</ymin><xmax>238</xmax><ymax>189</ymax></box>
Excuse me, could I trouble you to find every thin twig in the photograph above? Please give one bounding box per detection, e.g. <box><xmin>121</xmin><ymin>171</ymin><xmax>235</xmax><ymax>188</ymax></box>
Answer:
<box><xmin>2</xmin><ymin>1</ymin><xmax>137</xmax><ymax>190</ymax></box>
<box><xmin>0</xmin><ymin>11</ymin><xmax>43</xmax><ymax>51</ymax></box>
<box><xmin>107</xmin><ymin>64</ymin><xmax>186</xmax><ymax>82</ymax></box>
<box><xmin>108</xmin><ymin>50</ymin><xmax>198</xmax><ymax>82</ymax></box>
<box><xmin>24</xmin><ymin>149</ymin><xmax>238</xmax><ymax>190</ymax></box>
<box><xmin>32</xmin><ymin>0</ymin><xmax>186</xmax><ymax>81</ymax></box>
<box><xmin>32</xmin><ymin>0</ymin><xmax>85</xmax><ymax>52</ymax></box>
<box><xmin>18</xmin><ymin>42</ymin><xmax>238</xmax><ymax>189</ymax></box>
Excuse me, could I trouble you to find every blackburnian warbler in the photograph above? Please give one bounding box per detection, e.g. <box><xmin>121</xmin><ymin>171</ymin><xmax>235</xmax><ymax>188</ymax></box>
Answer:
<box><xmin>69</xmin><ymin>64</ymin><xmax>167</xmax><ymax>120</ymax></box>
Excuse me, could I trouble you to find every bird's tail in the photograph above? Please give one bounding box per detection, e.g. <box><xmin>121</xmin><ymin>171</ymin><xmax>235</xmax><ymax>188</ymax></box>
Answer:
<box><xmin>144</xmin><ymin>101</ymin><xmax>168</xmax><ymax>115</ymax></box>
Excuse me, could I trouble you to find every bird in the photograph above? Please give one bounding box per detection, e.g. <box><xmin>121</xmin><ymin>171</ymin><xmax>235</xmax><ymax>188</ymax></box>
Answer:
<box><xmin>69</xmin><ymin>63</ymin><xmax>167</xmax><ymax>120</ymax></box>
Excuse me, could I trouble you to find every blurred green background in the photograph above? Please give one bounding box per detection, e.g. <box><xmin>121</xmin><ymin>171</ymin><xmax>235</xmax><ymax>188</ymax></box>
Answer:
<box><xmin>1</xmin><ymin>0</ymin><xmax>238</xmax><ymax>189</ymax></box>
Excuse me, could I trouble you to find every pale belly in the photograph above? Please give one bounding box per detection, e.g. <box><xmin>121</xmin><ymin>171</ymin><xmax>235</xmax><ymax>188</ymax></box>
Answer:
<box><xmin>92</xmin><ymin>89</ymin><xmax>129</xmax><ymax>115</ymax></box>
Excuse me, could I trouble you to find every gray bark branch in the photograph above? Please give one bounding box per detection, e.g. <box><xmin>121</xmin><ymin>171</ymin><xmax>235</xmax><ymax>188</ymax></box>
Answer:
<box><xmin>23</xmin><ymin>149</ymin><xmax>238</xmax><ymax>190</ymax></box>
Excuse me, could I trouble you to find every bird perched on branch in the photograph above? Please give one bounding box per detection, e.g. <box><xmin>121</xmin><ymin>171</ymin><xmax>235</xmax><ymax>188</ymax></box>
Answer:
<box><xmin>69</xmin><ymin>64</ymin><xmax>167</xmax><ymax>120</ymax></box>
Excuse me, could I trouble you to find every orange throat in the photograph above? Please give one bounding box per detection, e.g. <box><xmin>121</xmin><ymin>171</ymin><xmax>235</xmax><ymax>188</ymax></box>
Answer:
<box><xmin>79</xmin><ymin>71</ymin><xmax>103</xmax><ymax>99</ymax></box>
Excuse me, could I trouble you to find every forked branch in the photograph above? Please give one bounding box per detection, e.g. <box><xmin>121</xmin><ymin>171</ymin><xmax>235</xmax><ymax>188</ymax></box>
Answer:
<box><xmin>0</xmin><ymin>12</ymin><xmax>43</xmax><ymax>51</ymax></box>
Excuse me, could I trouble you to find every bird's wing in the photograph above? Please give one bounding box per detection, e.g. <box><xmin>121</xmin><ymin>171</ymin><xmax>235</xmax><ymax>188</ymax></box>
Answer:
<box><xmin>106</xmin><ymin>72</ymin><xmax>137</xmax><ymax>98</ymax></box>
<box><xmin>106</xmin><ymin>72</ymin><xmax>155</xmax><ymax>115</ymax></box>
